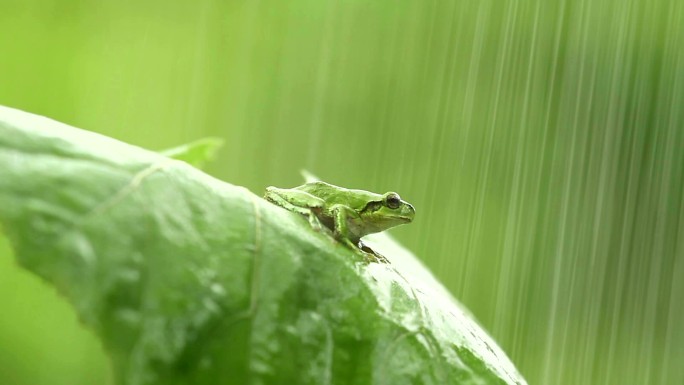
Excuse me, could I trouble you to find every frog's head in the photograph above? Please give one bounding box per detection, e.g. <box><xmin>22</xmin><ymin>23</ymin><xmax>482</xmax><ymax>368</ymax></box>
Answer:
<box><xmin>361</xmin><ymin>192</ymin><xmax>416</xmax><ymax>232</ymax></box>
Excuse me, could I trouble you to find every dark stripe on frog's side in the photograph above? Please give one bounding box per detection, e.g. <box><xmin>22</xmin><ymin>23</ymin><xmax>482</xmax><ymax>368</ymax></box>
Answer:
<box><xmin>360</xmin><ymin>200</ymin><xmax>384</xmax><ymax>214</ymax></box>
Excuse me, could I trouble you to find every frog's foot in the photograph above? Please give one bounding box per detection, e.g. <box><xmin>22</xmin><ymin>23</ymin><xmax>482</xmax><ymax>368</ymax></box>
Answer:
<box><xmin>304</xmin><ymin>208</ymin><xmax>324</xmax><ymax>232</ymax></box>
<box><xmin>360</xmin><ymin>250</ymin><xmax>389</xmax><ymax>264</ymax></box>
<box><xmin>290</xmin><ymin>207</ymin><xmax>325</xmax><ymax>232</ymax></box>
<box><xmin>358</xmin><ymin>241</ymin><xmax>389</xmax><ymax>264</ymax></box>
<box><xmin>334</xmin><ymin>233</ymin><xmax>387</xmax><ymax>264</ymax></box>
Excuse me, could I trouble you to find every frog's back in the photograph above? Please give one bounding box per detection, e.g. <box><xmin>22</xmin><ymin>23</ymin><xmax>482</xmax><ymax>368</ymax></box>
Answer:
<box><xmin>296</xmin><ymin>181</ymin><xmax>381</xmax><ymax>209</ymax></box>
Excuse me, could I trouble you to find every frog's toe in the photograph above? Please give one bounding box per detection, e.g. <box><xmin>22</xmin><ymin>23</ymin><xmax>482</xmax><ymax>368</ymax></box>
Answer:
<box><xmin>307</xmin><ymin>214</ymin><xmax>323</xmax><ymax>231</ymax></box>
<box><xmin>359</xmin><ymin>244</ymin><xmax>389</xmax><ymax>264</ymax></box>
<box><xmin>359</xmin><ymin>251</ymin><xmax>387</xmax><ymax>264</ymax></box>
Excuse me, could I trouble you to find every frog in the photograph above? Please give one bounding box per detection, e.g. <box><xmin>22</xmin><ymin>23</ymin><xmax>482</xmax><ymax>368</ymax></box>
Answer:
<box><xmin>264</xmin><ymin>181</ymin><xmax>415</xmax><ymax>261</ymax></box>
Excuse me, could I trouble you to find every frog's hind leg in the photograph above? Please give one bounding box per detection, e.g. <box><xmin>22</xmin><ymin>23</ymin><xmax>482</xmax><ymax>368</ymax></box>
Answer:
<box><xmin>264</xmin><ymin>187</ymin><xmax>325</xmax><ymax>231</ymax></box>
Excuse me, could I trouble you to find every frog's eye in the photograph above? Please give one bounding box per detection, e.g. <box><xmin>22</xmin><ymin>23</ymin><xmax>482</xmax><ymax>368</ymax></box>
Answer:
<box><xmin>386</xmin><ymin>193</ymin><xmax>401</xmax><ymax>209</ymax></box>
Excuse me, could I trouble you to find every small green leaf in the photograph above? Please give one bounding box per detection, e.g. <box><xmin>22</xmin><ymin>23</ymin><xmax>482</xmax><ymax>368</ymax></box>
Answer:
<box><xmin>300</xmin><ymin>169</ymin><xmax>319</xmax><ymax>183</ymax></box>
<box><xmin>0</xmin><ymin>105</ymin><xmax>526</xmax><ymax>385</ymax></box>
<box><xmin>159</xmin><ymin>137</ymin><xmax>224</xmax><ymax>169</ymax></box>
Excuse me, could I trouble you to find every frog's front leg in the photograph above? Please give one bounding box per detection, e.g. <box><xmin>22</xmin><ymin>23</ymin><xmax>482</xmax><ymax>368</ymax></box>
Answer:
<box><xmin>264</xmin><ymin>187</ymin><xmax>325</xmax><ymax>231</ymax></box>
<box><xmin>330</xmin><ymin>204</ymin><xmax>361</xmax><ymax>250</ymax></box>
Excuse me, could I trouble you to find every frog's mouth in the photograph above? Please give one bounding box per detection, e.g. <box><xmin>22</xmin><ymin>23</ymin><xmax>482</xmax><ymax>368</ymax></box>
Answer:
<box><xmin>388</xmin><ymin>213</ymin><xmax>413</xmax><ymax>221</ymax></box>
<box><xmin>394</xmin><ymin>215</ymin><xmax>414</xmax><ymax>223</ymax></box>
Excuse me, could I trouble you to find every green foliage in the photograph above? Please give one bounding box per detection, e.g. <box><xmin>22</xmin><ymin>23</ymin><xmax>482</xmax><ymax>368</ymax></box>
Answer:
<box><xmin>0</xmin><ymin>106</ymin><xmax>526</xmax><ymax>385</ymax></box>
<box><xmin>159</xmin><ymin>138</ymin><xmax>224</xmax><ymax>169</ymax></box>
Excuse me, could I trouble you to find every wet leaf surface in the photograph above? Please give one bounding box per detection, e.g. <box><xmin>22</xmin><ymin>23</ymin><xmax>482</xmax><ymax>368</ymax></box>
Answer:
<box><xmin>0</xmin><ymin>106</ymin><xmax>526</xmax><ymax>385</ymax></box>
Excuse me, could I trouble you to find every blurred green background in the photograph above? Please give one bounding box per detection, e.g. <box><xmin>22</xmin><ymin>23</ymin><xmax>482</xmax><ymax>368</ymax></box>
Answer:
<box><xmin>1</xmin><ymin>0</ymin><xmax>682</xmax><ymax>384</ymax></box>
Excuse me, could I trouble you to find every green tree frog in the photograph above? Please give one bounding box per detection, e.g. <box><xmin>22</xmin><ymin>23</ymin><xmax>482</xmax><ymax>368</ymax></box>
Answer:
<box><xmin>264</xmin><ymin>181</ymin><xmax>415</xmax><ymax>259</ymax></box>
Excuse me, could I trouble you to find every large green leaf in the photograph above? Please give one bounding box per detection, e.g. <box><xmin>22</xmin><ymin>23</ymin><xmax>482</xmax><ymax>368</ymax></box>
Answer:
<box><xmin>0</xmin><ymin>105</ymin><xmax>526</xmax><ymax>385</ymax></box>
